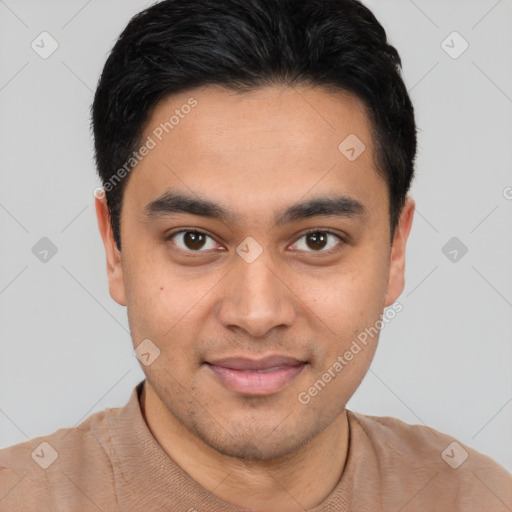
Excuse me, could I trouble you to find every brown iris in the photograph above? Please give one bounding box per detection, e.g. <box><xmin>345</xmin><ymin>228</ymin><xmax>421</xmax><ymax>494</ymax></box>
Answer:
<box><xmin>184</xmin><ymin>231</ymin><xmax>207</xmax><ymax>250</ymax></box>
<box><xmin>305</xmin><ymin>232</ymin><xmax>328</xmax><ymax>250</ymax></box>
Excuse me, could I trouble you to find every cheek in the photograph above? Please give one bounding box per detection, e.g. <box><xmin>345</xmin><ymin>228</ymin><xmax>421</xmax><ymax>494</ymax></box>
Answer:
<box><xmin>122</xmin><ymin>244</ymin><xmax>218</xmax><ymax>348</ymax></box>
<box><xmin>122</xmin><ymin>244</ymin><xmax>175</xmax><ymax>339</ymax></box>
<box><xmin>297</xmin><ymin>266</ymin><xmax>385</xmax><ymax>408</ymax></box>
<box><xmin>299</xmin><ymin>256</ymin><xmax>389</xmax><ymax>333</ymax></box>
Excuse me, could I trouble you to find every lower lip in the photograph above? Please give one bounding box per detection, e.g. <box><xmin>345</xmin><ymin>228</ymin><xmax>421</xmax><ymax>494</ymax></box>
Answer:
<box><xmin>206</xmin><ymin>363</ymin><xmax>306</xmax><ymax>396</ymax></box>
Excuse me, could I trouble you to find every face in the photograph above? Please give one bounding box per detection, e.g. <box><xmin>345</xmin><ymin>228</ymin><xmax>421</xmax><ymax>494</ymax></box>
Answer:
<box><xmin>96</xmin><ymin>84</ymin><xmax>414</xmax><ymax>460</ymax></box>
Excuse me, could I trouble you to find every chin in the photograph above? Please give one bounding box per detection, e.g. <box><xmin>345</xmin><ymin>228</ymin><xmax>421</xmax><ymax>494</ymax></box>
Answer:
<box><xmin>193</xmin><ymin>416</ymin><xmax>319</xmax><ymax>462</ymax></box>
<box><xmin>207</xmin><ymin>435</ymin><xmax>302</xmax><ymax>461</ymax></box>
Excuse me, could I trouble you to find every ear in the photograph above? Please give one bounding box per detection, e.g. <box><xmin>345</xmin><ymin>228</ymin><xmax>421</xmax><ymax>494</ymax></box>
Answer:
<box><xmin>384</xmin><ymin>195</ymin><xmax>415</xmax><ymax>307</ymax></box>
<box><xmin>95</xmin><ymin>193</ymin><xmax>127</xmax><ymax>306</ymax></box>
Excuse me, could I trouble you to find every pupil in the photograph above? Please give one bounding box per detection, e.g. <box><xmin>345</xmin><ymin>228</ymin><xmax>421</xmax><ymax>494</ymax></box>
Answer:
<box><xmin>184</xmin><ymin>231</ymin><xmax>206</xmax><ymax>250</ymax></box>
<box><xmin>307</xmin><ymin>232</ymin><xmax>327</xmax><ymax>250</ymax></box>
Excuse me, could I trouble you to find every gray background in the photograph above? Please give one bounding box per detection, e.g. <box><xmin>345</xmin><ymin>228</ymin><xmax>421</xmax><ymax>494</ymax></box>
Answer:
<box><xmin>1</xmin><ymin>0</ymin><xmax>511</xmax><ymax>473</ymax></box>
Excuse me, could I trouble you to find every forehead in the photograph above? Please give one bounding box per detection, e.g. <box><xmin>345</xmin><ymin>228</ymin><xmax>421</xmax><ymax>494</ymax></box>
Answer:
<box><xmin>125</xmin><ymin>84</ymin><xmax>387</xmax><ymax>221</ymax></box>
<box><xmin>144</xmin><ymin>84</ymin><xmax>371</xmax><ymax>158</ymax></box>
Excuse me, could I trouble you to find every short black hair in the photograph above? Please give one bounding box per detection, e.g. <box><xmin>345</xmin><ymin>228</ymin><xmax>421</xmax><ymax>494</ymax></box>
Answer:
<box><xmin>92</xmin><ymin>0</ymin><xmax>416</xmax><ymax>250</ymax></box>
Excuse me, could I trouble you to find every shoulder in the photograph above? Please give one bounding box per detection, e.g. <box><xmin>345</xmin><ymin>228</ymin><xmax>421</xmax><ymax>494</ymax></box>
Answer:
<box><xmin>0</xmin><ymin>406</ymin><xmax>120</xmax><ymax>511</ymax></box>
<box><xmin>347</xmin><ymin>410</ymin><xmax>512</xmax><ymax>511</ymax></box>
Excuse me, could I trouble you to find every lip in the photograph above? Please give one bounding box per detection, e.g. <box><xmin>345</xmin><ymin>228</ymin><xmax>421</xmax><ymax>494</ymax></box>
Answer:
<box><xmin>205</xmin><ymin>355</ymin><xmax>307</xmax><ymax>396</ymax></box>
<box><xmin>208</xmin><ymin>355</ymin><xmax>304</xmax><ymax>371</ymax></box>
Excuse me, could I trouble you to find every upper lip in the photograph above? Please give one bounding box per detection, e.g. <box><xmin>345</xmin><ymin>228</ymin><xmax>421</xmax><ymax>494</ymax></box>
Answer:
<box><xmin>206</xmin><ymin>355</ymin><xmax>305</xmax><ymax>371</ymax></box>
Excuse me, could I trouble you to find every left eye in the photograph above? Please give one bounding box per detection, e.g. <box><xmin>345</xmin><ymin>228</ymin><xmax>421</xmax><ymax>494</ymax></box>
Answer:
<box><xmin>169</xmin><ymin>230</ymin><xmax>219</xmax><ymax>251</ymax></box>
<box><xmin>291</xmin><ymin>231</ymin><xmax>342</xmax><ymax>252</ymax></box>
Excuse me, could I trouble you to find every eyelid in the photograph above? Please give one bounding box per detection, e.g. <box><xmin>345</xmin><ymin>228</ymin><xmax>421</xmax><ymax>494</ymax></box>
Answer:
<box><xmin>166</xmin><ymin>228</ymin><xmax>224</xmax><ymax>252</ymax></box>
<box><xmin>289</xmin><ymin>229</ymin><xmax>345</xmax><ymax>253</ymax></box>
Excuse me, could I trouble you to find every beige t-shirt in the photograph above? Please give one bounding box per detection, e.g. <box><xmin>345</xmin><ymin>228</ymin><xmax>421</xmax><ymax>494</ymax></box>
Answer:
<box><xmin>1</xmin><ymin>380</ymin><xmax>511</xmax><ymax>511</ymax></box>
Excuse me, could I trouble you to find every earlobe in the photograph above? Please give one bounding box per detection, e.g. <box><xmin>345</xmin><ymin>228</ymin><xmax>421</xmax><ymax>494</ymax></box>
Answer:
<box><xmin>384</xmin><ymin>196</ymin><xmax>415</xmax><ymax>307</ymax></box>
<box><xmin>95</xmin><ymin>194</ymin><xmax>127</xmax><ymax>306</ymax></box>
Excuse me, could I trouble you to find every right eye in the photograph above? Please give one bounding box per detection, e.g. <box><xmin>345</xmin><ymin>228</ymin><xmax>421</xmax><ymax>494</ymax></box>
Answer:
<box><xmin>167</xmin><ymin>230</ymin><xmax>221</xmax><ymax>252</ymax></box>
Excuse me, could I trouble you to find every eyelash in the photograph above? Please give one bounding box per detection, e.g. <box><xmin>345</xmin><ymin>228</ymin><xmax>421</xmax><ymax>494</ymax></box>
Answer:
<box><xmin>166</xmin><ymin>228</ymin><xmax>345</xmax><ymax>254</ymax></box>
<box><xmin>292</xmin><ymin>228</ymin><xmax>345</xmax><ymax>252</ymax></box>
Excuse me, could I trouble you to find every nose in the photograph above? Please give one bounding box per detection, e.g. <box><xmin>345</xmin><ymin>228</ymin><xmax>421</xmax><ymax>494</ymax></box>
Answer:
<box><xmin>217</xmin><ymin>251</ymin><xmax>297</xmax><ymax>338</ymax></box>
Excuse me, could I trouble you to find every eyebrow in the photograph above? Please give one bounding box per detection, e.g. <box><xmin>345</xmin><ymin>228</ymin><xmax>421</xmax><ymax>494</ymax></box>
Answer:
<box><xmin>274</xmin><ymin>195</ymin><xmax>366</xmax><ymax>225</ymax></box>
<box><xmin>144</xmin><ymin>190</ymin><xmax>366</xmax><ymax>226</ymax></box>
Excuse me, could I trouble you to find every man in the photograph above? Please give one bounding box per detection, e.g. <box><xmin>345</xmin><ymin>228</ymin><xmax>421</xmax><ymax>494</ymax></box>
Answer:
<box><xmin>1</xmin><ymin>0</ymin><xmax>510</xmax><ymax>510</ymax></box>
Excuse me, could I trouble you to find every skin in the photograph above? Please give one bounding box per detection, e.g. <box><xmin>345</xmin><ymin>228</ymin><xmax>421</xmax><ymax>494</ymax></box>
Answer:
<box><xmin>96</xmin><ymin>84</ymin><xmax>415</xmax><ymax>511</ymax></box>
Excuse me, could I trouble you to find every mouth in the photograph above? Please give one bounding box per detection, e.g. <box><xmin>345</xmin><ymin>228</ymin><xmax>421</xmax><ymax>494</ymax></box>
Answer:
<box><xmin>204</xmin><ymin>355</ymin><xmax>307</xmax><ymax>396</ymax></box>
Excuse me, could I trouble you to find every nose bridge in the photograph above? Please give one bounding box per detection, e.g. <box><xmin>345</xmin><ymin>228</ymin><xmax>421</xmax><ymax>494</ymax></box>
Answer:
<box><xmin>218</xmin><ymin>247</ymin><xmax>296</xmax><ymax>337</ymax></box>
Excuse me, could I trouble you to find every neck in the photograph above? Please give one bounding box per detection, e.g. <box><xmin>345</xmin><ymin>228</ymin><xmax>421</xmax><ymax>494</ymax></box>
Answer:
<box><xmin>140</xmin><ymin>381</ymin><xmax>349</xmax><ymax>511</ymax></box>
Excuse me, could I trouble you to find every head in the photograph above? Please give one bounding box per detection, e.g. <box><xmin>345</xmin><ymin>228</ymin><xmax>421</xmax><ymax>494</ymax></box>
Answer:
<box><xmin>93</xmin><ymin>0</ymin><xmax>416</xmax><ymax>460</ymax></box>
